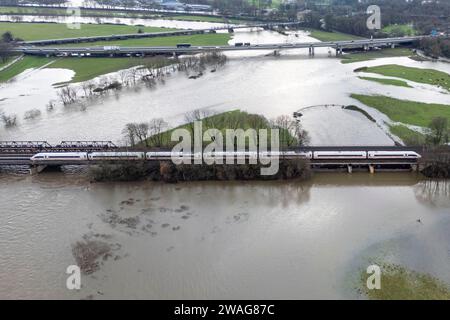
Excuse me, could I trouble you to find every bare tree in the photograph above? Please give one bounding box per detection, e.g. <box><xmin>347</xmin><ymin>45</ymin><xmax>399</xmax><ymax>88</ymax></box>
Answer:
<box><xmin>122</xmin><ymin>123</ymin><xmax>138</xmax><ymax>146</ymax></box>
<box><xmin>272</xmin><ymin>115</ymin><xmax>310</xmax><ymax>147</ymax></box>
<box><xmin>57</xmin><ymin>86</ymin><xmax>78</xmax><ymax>105</ymax></box>
<box><xmin>148</xmin><ymin>118</ymin><xmax>169</xmax><ymax>147</ymax></box>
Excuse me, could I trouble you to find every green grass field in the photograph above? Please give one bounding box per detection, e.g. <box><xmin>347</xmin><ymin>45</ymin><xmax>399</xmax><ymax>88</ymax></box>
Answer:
<box><xmin>382</xmin><ymin>24</ymin><xmax>416</xmax><ymax>36</ymax></box>
<box><xmin>307</xmin><ymin>29</ymin><xmax>364</xmax><ymax>42</ymax></box>
<box><xmin>48</xmin><ymin>57</ymin><xmax>169</xmax><ymax>84</ymax></box>
<box><xmin>0</xmin><ymin>56</ymin><xmax>52</xmax><ymax>82</ymax></box>
<box><xmin>389</xmin><ymin>124</ymin><xmax>426</xmax><ymax>145</ymax></box>
<box><xmin>360</xmin><ymin>263</ymin><xmax>450</xmax><ymax>300</ymax></box>
<box><xmin>0</xmin><ymin>22</ymin><xmax>175</xmax><ymax>41</ymax></box>
<box><xmin>360</xmin><ymin>64</ymin><xmax>450</xmax><ymax>91</ymax></box>
<box><xmin>358</xmin><ymin>76</ymin><xmax>412</xmax><ymax>88</ymax></box>
<box><xmin>52</xmin><ymin>33</ymin><xmax>231</xmax><ymax>48</ymax></box>
<box><xmin>351</xmin><ymin>94</ymin><xmax>450</xmax><ymax>127</ymax></box>
<box><xmin>341</xmin><ymin>48</ymin><xmax>414</xmax><ymax>64</ymax></box>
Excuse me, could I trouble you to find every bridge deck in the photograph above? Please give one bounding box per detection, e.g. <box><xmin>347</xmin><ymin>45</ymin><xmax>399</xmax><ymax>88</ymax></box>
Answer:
<box><xmin>16</xmin><ymin>36</ymin><xmax>425</xmax><ymax>57</ymax></box>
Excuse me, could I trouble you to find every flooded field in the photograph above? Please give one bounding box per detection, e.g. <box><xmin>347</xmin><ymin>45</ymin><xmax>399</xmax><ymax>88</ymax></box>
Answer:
<box><xmin>1</xmin><ymin>27</ymin><xmax>449</xmax><ymax>145</ymax></box>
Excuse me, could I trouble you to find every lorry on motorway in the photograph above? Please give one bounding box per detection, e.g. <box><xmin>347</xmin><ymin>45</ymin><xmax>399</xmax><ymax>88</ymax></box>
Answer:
<box><xmin>103</xmin><ymin>46</ymin><xmax>120</xmax><ymax>50</ymax></box>
<box><xmin>176</xmin><ymin>43</ymin><xmax>191</xmax><ymax>48</ymax></box>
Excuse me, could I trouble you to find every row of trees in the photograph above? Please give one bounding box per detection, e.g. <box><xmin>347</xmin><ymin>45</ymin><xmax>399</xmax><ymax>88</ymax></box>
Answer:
<box><xmin>419</xmin><ymin>38</ymin><xmax>450</xmax><ymax>59</ymax></box>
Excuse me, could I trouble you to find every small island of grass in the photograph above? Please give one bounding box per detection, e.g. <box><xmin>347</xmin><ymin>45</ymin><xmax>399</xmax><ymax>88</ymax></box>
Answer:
<box><xmin>358</xmin><ymin>76</ymin><xmax>412</xmax><ymax>88</ymax></box>
<box><xmin>357</xmin><ymin>64</ymin><xmax>450</xmax><ymax>91</ymax></box>
<box><xmin>359</xmin><ymin>263</ymin><xmax>450</xmax><ymax>300</ymax></box>
<box><xmin>351</xmin><ymin>94</ymin><xmax>450</xmax><ymax>127</ymax></box>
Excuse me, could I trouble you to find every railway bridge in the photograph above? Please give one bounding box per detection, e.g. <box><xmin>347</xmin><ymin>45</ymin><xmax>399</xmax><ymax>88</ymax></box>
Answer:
<box><xmin>0</xmin><ymin>141</ymin><xmax>424</xmax><ymax>174</ymax></box>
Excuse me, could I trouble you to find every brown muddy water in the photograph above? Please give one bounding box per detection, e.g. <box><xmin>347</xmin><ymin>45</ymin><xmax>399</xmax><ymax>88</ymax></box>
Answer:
<box><xmin>0</xmin><ymin>172</ymin><xmax>449</xmax><ymax>299</ymax></box>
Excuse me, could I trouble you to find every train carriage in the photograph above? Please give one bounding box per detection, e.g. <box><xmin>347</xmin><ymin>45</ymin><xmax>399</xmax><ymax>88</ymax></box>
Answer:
<box><xmin>367</xmin><ymin>151</ymin><xmax>421</xmax><ymax>159</ymax></box>
<box><xmin>88</xmin><ymin>152</ymin><xmax>145</xmax><ymax>161</ymax></box>
<box><xmin>313</xmin><ymin>151</ymin><xmax>367</xmax><ymax>159</ymax></box>
<box><xmin>30</xmin><ymin>152</ymin><xmax>88</xmax><ymax>162</ymax></box>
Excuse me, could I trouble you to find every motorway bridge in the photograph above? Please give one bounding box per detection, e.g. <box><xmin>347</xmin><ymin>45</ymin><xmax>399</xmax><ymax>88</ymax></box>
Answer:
<box><xmin>16</xmin><ymin>36</ymin><xmax>426</xmax><ymax>57</ymax></box>
<box><xmin>0</xmin><ymin>141</ymin><xmax>423</xmax><ymax>173</ymax></box>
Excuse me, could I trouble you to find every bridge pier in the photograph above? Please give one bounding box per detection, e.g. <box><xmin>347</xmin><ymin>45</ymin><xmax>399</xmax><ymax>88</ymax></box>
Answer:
<box><xmin>369</xmin><ymin>164</ymin><xmax>375</xmax><ymax>174</ymax></box>
<box><xmin>391</xmin><ymin>43</ymin><xmax>396</xmax><ymax>49</ymax></box>
<box><xmin>411</xmin><ymin>164</ymin><xmax>418</xmax><ymax>172</ymax></box>
<box><xmin>29</xmin><ymin>165</ymin><xmax>48</xmax><ymax>175</ymax></box>
<box><xmin>228</xmin><ymin>28</ymin><xmax>234</xmax><ymax>33</ymax></box>
<box><xmin>335</xmin><ymin>47</ymin><xmax>342</xmax><ymax>56</ymax></box>
<box><xmin>309</xmin><ymin>46</ymin><xmax>315</xmax><ymax>56</ymax></box>
<box><xmin>273</xmin><ymin>50</ymin><xmax>280</xmax><ymax>56</ymax></box>
<box><xmin>347</xmin><ymin>164</ymin><xmax>352</xmax><ymax>174</ymax></box>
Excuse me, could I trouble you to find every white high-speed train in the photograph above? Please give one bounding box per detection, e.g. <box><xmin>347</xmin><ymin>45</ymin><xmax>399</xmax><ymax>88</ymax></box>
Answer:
<box><xmin>29</xmin><ymin>150</ymin><xmax>421</xmax><ymax>162</ymax></box>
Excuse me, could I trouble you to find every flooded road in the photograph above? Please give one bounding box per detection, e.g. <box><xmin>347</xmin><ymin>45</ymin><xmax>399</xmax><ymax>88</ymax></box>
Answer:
<box><xmin>0</xmin><ymin>173</ymin><xmax>448</xmax><ymax>299</ymax></box>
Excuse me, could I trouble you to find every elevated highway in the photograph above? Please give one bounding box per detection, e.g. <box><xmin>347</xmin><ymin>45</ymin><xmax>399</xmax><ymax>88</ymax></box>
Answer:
<box><xmin>15</xmin><ymin>36</ymin><xmax>425</xmax><ymax>57</ymax></box>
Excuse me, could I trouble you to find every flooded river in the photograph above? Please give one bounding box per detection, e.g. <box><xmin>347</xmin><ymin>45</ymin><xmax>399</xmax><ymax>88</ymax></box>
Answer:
<box><xmin>0</xmin><ymin>173</ymin><xmax>449</xmax><ymax>299</ymax></box>
<box><xmin>1</xmin><ymin>18</ymin><xmax>450</xmax><ymax>299</ymax></box>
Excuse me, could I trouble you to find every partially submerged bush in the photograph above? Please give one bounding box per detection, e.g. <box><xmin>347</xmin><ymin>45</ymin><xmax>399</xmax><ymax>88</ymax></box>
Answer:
<box><xmin>23</xmin><ymin>109</ymin><xmax>42</xmax><ymax>120</ymax></box>
<box><xmin>72</xmin><ymin>240</ymin><xmax>112</xmax><ymax>275</ymax></box>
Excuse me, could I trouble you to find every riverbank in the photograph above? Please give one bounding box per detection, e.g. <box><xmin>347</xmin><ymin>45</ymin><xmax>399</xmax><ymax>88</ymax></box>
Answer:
<box><xmin>89</xmin><ymin>159</ymin><xmax>312</xmax><ymax>183</ymax></box>
<box><xmin>389</xmin><ymin>124</ymin><xmax>426</xmax><ymax>146</ymax></box>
